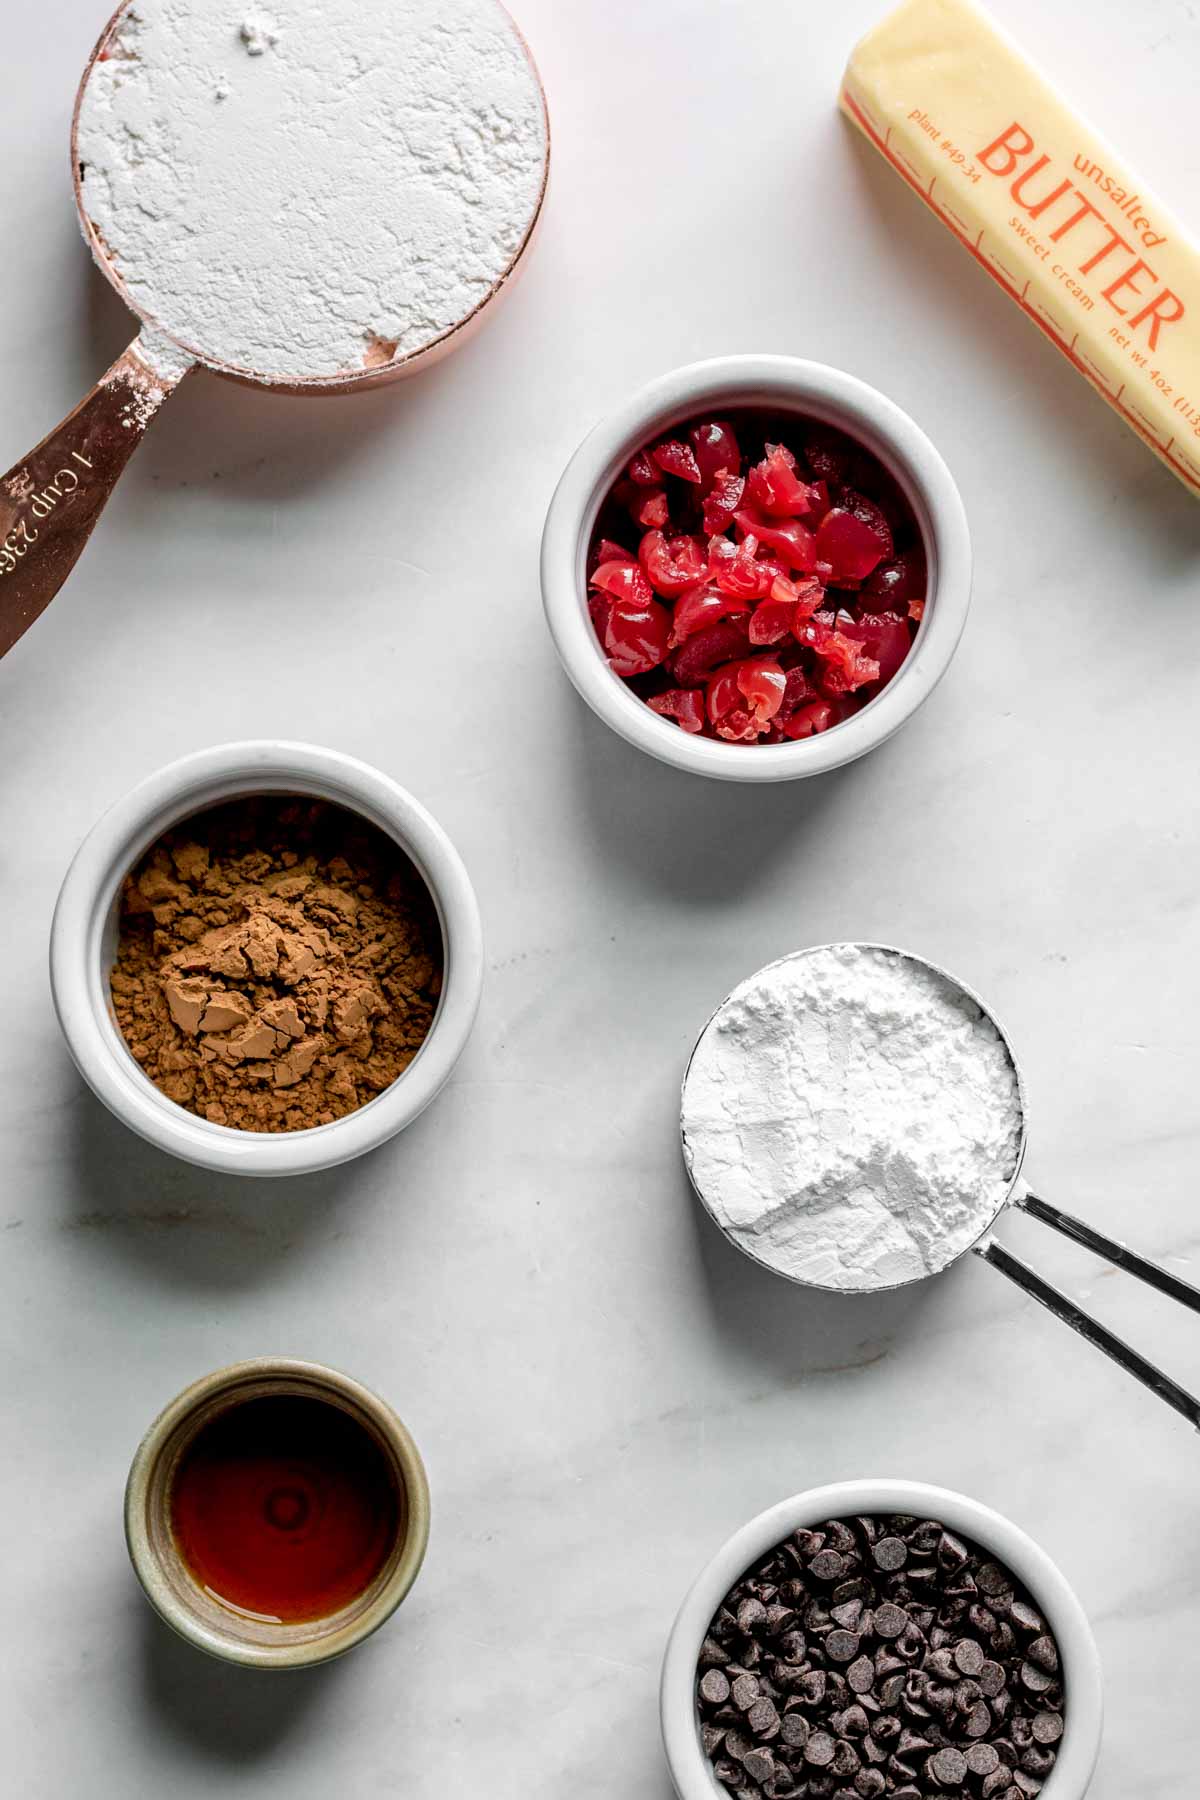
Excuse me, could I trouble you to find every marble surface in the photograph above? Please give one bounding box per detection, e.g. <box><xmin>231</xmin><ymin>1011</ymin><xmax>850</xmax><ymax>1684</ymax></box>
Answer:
<box><xmin>2</xmin><ymin>1</ymin><xmax>1199</xmax><ymax>1793</ymax></box>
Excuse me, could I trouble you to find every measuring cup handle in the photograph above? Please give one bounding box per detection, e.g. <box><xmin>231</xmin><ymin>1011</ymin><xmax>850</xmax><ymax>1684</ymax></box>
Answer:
<box><xmin>1015</xmin><ymin>1189</ymin><xmax>1200</xmax><ymax>1314</ymax></box>
<box><xmin>975</xmin><ymin>1198</ymin><xmax>1200</xmax><ymax>1431</ymax></box>
<box><xmin>0</xmin><ymin>334</ymin><xmax>189</xmax><ymax>660</ymax></box>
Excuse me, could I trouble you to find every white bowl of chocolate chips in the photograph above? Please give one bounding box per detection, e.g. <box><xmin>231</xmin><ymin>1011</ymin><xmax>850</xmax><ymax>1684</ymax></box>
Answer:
<box><xmin>661</xmin><ymin>1480</ymin><xmax>1103</xmax><ymax>1800</ymax></box>
<box><xmin>50</xmin><ymin>740</ymin><xmax>483</xmax><ymax>1177</ymax></box>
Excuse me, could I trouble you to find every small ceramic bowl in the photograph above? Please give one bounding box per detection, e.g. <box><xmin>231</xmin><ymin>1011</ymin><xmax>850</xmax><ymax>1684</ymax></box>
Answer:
<box><xmin>661</xmin><ymin>1479</ymin><xmax>1103</xmax><ymax>1799</ymax></box>
<box><xmin>49</xmin><ymin>740</ymin><xmax>483</xmax><ymax>1177</ymax></box>
<box><xmin>541</xmin><ymin>355</ymin><xmax>971</xmax><ymax>782</ymax></box>
<box><xmin>125</xmin><ymin>1357</ymin><xmax>430</xmax><ymax>1669</ymax></box>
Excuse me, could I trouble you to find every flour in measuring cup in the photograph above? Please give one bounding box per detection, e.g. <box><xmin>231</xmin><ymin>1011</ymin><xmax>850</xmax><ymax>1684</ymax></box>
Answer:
<box><xmin>75</xmin><ymin>0</ymin><xmax>547</xmax><ymax>380</ymax></box>
<box><xmin>681</xmin><ymin>944</ymin><xmax>1024</xmax><ymax>1292</ymax></box>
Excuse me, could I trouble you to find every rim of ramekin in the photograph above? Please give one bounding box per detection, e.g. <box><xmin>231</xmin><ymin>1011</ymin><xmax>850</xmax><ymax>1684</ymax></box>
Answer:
<box><xmin>661</xmin><ymin>1479</ymin><xmax>1103</xmax><ymax>1799</ymax></box>
<box><xmin>49</xmin><ymin>740</ymin><xmax>483</xmax><ymax>1177</ymax></box>
<box><xmin>125</xmin><ymin>1357</ymin><xmax>431</xmax><ymax>1669</ymax></box>
<box><xmin>541</xmin><ymin>355</ymin><xmax>971</xmax><ymax>783</ymax></box>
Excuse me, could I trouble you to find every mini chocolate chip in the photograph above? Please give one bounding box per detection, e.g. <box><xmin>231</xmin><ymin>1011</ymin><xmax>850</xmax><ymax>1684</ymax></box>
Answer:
<box><xmin>873</xmin><ymin>1535</ymin><xmax>908</xmax><ymax>1572</ymax></box>
<box><xmin>978</xmin><ymin>1658</ymin><xmax>1006</xmax><ymax>1697</ymax></box>
<box><xmin>739</xmin><ymin>1598</ymin><xmax>768</xmax><ymax>1634</ymax></box>
<box><xmin>874</xmin><ymin>1602</ymin><xmax>909</xmax><ymax>1640</ymax></box>
<box><xmin>748</xmin><ymin>1698</ymin><xmax>781</xmax><ymax>1739</ymax></box>
<box><xmin>724</xmin><ymin>1729</ymin><xmax>753</xmax><ymax>1762</ymax></box>
<box><xmin>806</xmin><ymin>1731</ymin><xmax>837</xmax><ymax>1767</ymax></box>
<box><xmin>1010</xmin><ymin>1601</ymin><xmax>1046</xmax><ymax>1635</ymax></box>
<box><xmin>1026</xmin><ymin>1634</ymin><xmax>1058</xmax><ymax>1673</ymax></box>
<box><xmin>800</xmin><ymin>1670</ymin><xmax>827</xmax><ymax>1706</ymax></box>
<box><xmin>938</xmin><ymin>1532</ymin><xmax>969</xmax><ymax>1571</ymax></box>
<box><xmin>954</xmin><ymin>1637</ymin><xmax>985</xmax><ymax>1675</ymax></box>
<box><xmin>733</xmin><ymin>1674</ymin><xmax>762</xmax><ymax>1710</ymax></box>
<box><xmin>928</xmin><ymin>1745</ymin><xmax>968</xmax><ymax>1785</ymax></box>
<box><xmin>831</xmin><ymin>1600</ymin><xmax>864</xmax><ymax>1631</ymax></box>
<box><xmin>702</xmin><ymin>1636</ymin><xmax>732</xmax><ymax>1666</ymax></box>
<box><xmin>1032</xmin><ymin>1711</ymin><xmax>1063</xmax><ymax>1746</ymax></box>
<box><xmin>702</xmin><ymin>1670</ymin><xmax>732</xmax><ymax>1705</ymax></box>
<box><xmin>967</xmin><ymin>1741</ymin><xmax>1002</xmax><ymax>1776</ymax></box>
<box><xmin>780</xmin><ymin>1713</ymin><xmax>810</xmax><ymax>1748</ymax></box>
<box><xmin>1021</xmin><ymin>1659</ymin><xmax>1054</xmax><ymax>1694</ymax></box>
<box><xmin>976</xmin><ymin>1562</ymin><xmax>1008</xmax><ymax>1597</ymax></box>
<box><xmin>743</xmin><ymin>1746</ymin><xmax>777</xmax><ymax>1784</ymax></box>
<box><xmin>827</xmin><ymin>1631</ymin><xmax>861</xmax><ymax>1664</ymax></box>
<box><xmin>855</xmin><ymin>1772</ymin><xmax>886</xmax><ymax>1798</ymax></box>
<box><xmin>847</xmin><ymin>1656</ymin><xmax>874</xmax><ymax>1695</ymax></box>
<box><xmin>965</xmin><ymin>1700</ymin><xmax>993</xmax><ymax>1737</ymax></box>
<box><xmin>811</xmin><ymin>1551</ymin><xmax>847</xmax><ymax>1582</ymax></box>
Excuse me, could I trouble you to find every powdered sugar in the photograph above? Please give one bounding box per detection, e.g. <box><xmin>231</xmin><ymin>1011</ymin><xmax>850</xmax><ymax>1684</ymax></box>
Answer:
<box><xmin>75</xmin><ymin>0</ymin><xmax>547</xmax><ymax>381</ymax></box>
<box><xmin>681</xmin><ymin>944</ymin><xmax>1024</xmax><ymax>1292</ymax></box>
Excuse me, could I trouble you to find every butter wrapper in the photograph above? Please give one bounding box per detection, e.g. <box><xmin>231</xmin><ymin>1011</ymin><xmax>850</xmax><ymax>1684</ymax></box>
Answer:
<box><xmin>842</xmin><ymin>0</ymin><xmax>1200</xmax><ymax>498</ymax></box>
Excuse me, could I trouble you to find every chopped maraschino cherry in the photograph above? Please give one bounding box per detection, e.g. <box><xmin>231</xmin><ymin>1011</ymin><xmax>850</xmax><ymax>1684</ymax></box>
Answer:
<box><xmin>651</xmin><ymin>439</ymin><xmax>702</xmax><ymax>484</ymax></box>
<box><xmin>647</xmin><ymin>689</ymin><xmax>706</xmax><ymax>733</ymax></box>
<box><xmin>587</xmin><ymin>410</ymin><xmax>924</xmax><ymax>741</ymax></box>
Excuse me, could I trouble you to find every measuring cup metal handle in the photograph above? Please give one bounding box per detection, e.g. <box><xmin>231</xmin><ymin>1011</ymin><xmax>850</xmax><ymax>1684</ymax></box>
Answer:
<box><xmin>0</xmin><ymin>336</ymin><xmax>188</xmax><ymax>659</ymax></box>
<box><xmin>974</xmin><ymin>1190</ymin><xmax>1200</xmax><ymax>1431</ymax></box>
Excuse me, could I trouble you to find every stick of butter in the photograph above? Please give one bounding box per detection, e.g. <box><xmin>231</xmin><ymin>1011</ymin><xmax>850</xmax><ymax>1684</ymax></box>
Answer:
<box><xmin>841</xmin><ymin>0</ymin><xmax>1200</xmax><ymax>498</ymax></box>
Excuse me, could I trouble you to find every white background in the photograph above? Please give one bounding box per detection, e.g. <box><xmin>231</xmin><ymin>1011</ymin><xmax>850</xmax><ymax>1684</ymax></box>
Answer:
<box><xmin>3</xmin><ymin>1</ymin><xmax>1200</xmax><ymax>1794</ymax></box>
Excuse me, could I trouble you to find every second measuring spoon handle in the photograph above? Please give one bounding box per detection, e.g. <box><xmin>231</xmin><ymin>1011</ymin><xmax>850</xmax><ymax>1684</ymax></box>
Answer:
<box><xmin>0</xmin><ymin>333</ymin><xmax>190</xmax><ymax>661</ymax></box>
<box><xmin>975</xmin><ymin>1193</ymin><xmax>1200</xmax><ymax>1431</ymax></box>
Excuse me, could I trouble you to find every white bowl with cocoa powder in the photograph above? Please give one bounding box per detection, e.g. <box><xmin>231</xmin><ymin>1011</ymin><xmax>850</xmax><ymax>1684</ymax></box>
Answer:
<box><xmin>661</xmin><ymin>1479</ymin><xmax>1103</xmax><ymax>1800</ymax></box>
<box><xmin>50</xmin><ymin>741</ymin><xmax>483</xmax><ymax>1177</ymax></box>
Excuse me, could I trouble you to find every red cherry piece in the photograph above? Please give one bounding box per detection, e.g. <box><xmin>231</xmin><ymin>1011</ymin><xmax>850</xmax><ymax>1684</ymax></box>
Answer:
<box><xmin>715</xmin><ymin>707</ymin><xmax>763</xmax><ymax>743</ymax></box>
<box><xmin>651</xmin><ymin>439</ymin><xmax>702</xmax><ymax>484</ymax></box>
<box><xmin>631</xmin><ymin>487</ymin><xmax>670</xmax><ymax>529</ymax></box>
<box><xmin>807</xmin><ymin>478</ymin><xmax>833</xmax><ymax>523</ymax></box>
<box><xmin>628</xmin><ymin>450</ymin><xmax>660</xmax><ymax>487</ymax></box>
<box><xmin>604</xmin><ymin>594</ymin><xmax>671</xmax><ymax>676</ymax></box>
<box><xmin>736</xmin><ymin>656</ymin><xmax>787</xmax><ymax>724</ymax></box>
<box><xmin>748</xmin><ymin>599</ymin><xmax>796</xmax><ymax>645</ymax></box>
<box><xmin>802</xmin><ymin>427</ymin><xmax>856</xmax><ymax>485</ymax></box>
<box><xmin>702</xmin><ymin>473</ymin><xmax>745</xmax><ymax>535</ymax></box>
<box><xmin>733</xmin><ymin>506</ymin><xmax>817</xmax><ymax>572</ymax></box>
<box><xmin>862</xmin><ymin>548</ymin><xmax>926</xmax><ymax>611</ymax></box>
<box><xmin>689</xmin><ymin>420</ymin><xmax>740</xmax><ymax>492</ymax></box>
<box><xmin>814</xmin><ymin>508</ymin><xmax>889</xmax><ymax>582</ymax></box>
<box><xmin>710</xmin><ymin>534</ymin><xmax>767</xmax><ymax>600</ymax></box>
<box><xmin>841</xmin><ymin>610</ymin><xmax>912</xmax><ymax>685</ymax></box>
<box><xmin>780</xmin><ymin>666</ymin><xmax>813</xmax><ymax>714</ymax></box>
<box><xmin>670</xmin><ymin>584</ymin><xmax>750</xmax><ymax>648</ymax></box>
<box><xmin>647</xmin><ymin>688</ymin><xmax>706</xmax><ymax>734</ymax></box>
<box><xmin>590</xmin><ymin>559</ymin><xmax>655</xmax><ymax>607</ymax></box>
<box><xmin>592</xmin><ymin>538</ymin><xmax>635</xmax><ymax>570</ymax></box>
<box><xmin>838</xmin><ymin>489</ymin><xmax>894</xmax><ymax>564</ymax></box>
<box><xmin>782</xmin><ymin>699</ymin><xmax>838</xmax><ymax>739</ymax></box>
<box><xmin>706</xmin><ymin>664</ymin><xmax>743</xmax><ymax>725</ymax></box>
<box><xmin>667</xmin><ymin>616</ymin><xmax>752</xmax><ymax>686</ymax></box>
<box><xmin>639</xmin><ymin>530</ymin><xmax>707</xmax><ymax>598</ymax></box>
<box><xmin>799</xmin><ymin>615</ymin><xmax>881</xmax><ymax>693</ymax></box>
<box><xmin>746</xmin><ymin>443</ymin><xmax>814</xmax><ymax>517</ymax></box>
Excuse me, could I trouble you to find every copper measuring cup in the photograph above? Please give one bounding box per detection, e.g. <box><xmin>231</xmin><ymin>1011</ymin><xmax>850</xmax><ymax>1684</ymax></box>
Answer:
<box><xmin>681</xmin><ymin>943</ymin><xmax>1200</xmax><ymax>1431</ymax></box>
<box><xmin>0</xmin><ymin>0</ymin><xmax>549</xmax><ymax>661</ymax></box>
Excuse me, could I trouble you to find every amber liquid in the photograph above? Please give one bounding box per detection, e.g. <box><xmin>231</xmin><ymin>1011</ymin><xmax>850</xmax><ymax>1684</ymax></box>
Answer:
<box><xmin>170</xmin><ymin>1395</ymin><xmax>400</xmax><ymax>1624</ymax></box>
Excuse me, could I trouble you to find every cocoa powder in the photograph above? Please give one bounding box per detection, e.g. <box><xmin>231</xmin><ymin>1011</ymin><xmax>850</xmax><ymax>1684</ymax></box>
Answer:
<box><xmin>110</xmin><ymin>797</ymin><xmax>443</xmax><ymax>1133</ymax></box>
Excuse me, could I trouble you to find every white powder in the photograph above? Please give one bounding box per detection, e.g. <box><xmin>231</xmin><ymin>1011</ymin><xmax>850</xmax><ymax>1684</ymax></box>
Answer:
<box><xmin>75</xmin><ymin>0</ymin><xmax>548</xmax><ymax>380</ymax></box>
<box><xmin>681</xmin><ymin>945</ymin><xmax>1024</xmax><ymax>1292</ymax></box>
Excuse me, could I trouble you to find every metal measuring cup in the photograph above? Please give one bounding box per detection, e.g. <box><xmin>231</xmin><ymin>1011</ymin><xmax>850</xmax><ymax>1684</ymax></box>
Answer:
<box><xmin>0</xmin><ymin>0</ymin><xmax>548</xmax><ymax>659</ymax></box>
<box><xmin>681</xmin><ymin>943</ymin><xmax>1200</xmax><ymax>1431</ymax></box>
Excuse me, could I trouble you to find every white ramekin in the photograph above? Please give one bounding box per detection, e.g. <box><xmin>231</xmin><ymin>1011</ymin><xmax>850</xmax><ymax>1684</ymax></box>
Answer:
<box><xmin>49</xmin><ymin>740</ymin><xmax>483</xmax><ymax>1177</ymax></box>
<box><xmin>661</xmin><ymin>1479</ymin><xmax>1103</xmax><ymax>1799</ymax></box>
<box><xmin>541</xmin><ymin>356</ymin><xmax>971</xmax><ymax>782</ymax></box>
